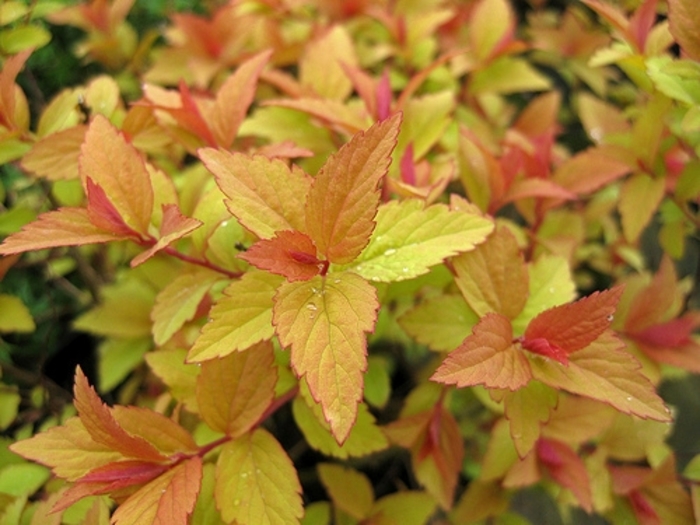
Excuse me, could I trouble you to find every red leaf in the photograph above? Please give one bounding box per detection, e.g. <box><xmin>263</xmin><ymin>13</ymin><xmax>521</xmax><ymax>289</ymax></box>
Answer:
<box><xmin>629</xmin><ymin>490</ymin><xmax>662</xmax><ymax>525</ymax></box>
<box><xmin>522</xmin><ymin>287</ymin><xmax>623</xmax><ymax>360</ymax></box>
<box><xmin>73</xmin><ymin>367</ymin><xmax>166</xmax><ymax>463</ymax></box>
<box><xmin>86</xmin><ymin>178</ymin><xmax>141</xmax><ymax>237</ymax></box>
<box><xmin>537</xmin><ymin>438</ymin><xmax>593</xmax><ymax>512</ymax></box>
<box><xmin>431</xmin><ymin>313</ymin><xmax>532</xmax><ymax>391</ymax></box>
<box><xmin>239</xmin><ymin>230</ymin><xmax>323</xmax><ymax>282</ymax></box>
<box><xmin>53</xmin><ymin>460</ymin><xmax>168</xmax><ymax>512</ymax></box>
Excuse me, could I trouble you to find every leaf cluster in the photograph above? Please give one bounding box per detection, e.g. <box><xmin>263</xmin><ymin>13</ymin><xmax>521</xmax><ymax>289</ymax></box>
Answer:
<box><xmin>0</xmin><ymin>0</ymin><xmax>699</xmax><ymax>524</ymax></box>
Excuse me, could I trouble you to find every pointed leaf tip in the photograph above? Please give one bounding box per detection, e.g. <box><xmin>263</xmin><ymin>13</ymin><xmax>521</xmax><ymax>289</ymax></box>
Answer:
<box><xmin>305</xmin><ymin>113</ymin><xmax>402</xmax><ymax>264</ymax></box>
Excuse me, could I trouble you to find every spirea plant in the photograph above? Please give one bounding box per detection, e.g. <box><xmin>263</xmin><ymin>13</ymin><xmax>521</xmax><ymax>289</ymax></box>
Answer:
<box><xmin>0</xmin><ymin>0</ymin><xmax>699</xmax><ymax>523</ymax></box>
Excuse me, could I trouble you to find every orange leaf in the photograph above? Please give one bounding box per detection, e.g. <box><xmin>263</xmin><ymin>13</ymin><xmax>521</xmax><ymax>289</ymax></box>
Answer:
<box><xmin>130</xmin><ymin>204</ymin><xmax>202</xmax><ymax>267</ymax></box>
<box><xmin>452</xmin><ymin>225</ymin><xmax>529</xmax><ymax>320</ymax></box>
<box><xmin>73</xmin><ymin>367</ymin><xmax>166</xmax><ymax>463</ymax></box>
<box><xmin>111</xmin><ymin>457</ymin><xmax>202</xmax><ymax>525</ymax></box>
<box><xmin>431</xmin><ymin>313</ymin><xmax>532</xmax><ymax>391</ymax></box>
<box><xmin>209</xmin><ymin>50</ymin><xmax>272</xmax><ymax>148</ymax></box>
<box><xmin>304</xmin><ymin>113</ymin><xmax>401</xmax><ymax>264</ymax></box>
<box><xmin>522</xmin><ymin>287</ymin><xmax>623</xmax><ymax>363</ymax></box>
<box><xmin>0</xmin><ymin>49</ymin><xmax>31</xmax><ymax>131</ymax></box>
<box><xmin>111</xmin><ymin>406</ymin><xmax>199</xmax><ymax>456</ymax></box>
<box><xmin>624</xmin><ymin>256</ymin><xmax>677</xmax><ymax>332</ymax></box>
<box><xmin>530</xmin><ymin>332</ymin><xmax>671</xmax><ymax>421</ymax></box>
<box><xmin>0</xmin><ymin>208</ymin><xmax>129</xmax><ymax>256</ymax></box>
<box><xmin>239</xmin><ymin>230</ymin><xmax>323</xmax><ymax>282</ymax></box>
<box><xmin>273</xmin><ymin>272</ymin><xmax>378</xmax><ymax>443</ymax></box>
<box><xmin>196</xmin><ymin>341</ymin><xmax>277</xmax><ymax>437</ymax></box>
<box><xmin>79</xmin><ymin>115</ymin><xmax>154</xmax><ymax>235</ymax></box>
<box><xmin>668</xmin><ymin>0</ymin><xmax>700</xmax><ymax>61</ymax></box>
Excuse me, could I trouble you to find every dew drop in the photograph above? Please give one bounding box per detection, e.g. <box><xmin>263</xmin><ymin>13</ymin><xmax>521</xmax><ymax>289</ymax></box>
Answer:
<box><xmin>311</xmin><ymin>287</ymin><xmax>319</xmax><ymax>294</ymax></box>
<box><xmin>626</xmin><ymin>396</ymin><xmax>632</xmax><ymax>401</ymax></box>
<box><xmin>161</xmin><ymin>489</ymin><xmax>166</xmax><ymax>494</ymax></box>
<box><xmin>309</xmin><ymin>313</ymin><xmax>315</xmax><ymax>319</ymax></box>
<box><xmin>384</xmin><ymin>248</ymin><xmax>397</xmax><ymax>256</ymax></box>
<box><xmin>220</xmin><ymin>220</ymin><xmax>228</xmax><ymax>228</ymax></box>
<box><xmin>333</xmin><ymin>278</ymin><xmax>341</xmax><ymax>284</ymax></box>
<box><xmin>607</xmin><ymin>314</ymin><xmax>614</xmax><ymax>322</ymax></box>
<box><xmin>401</xmin><ymin>267</ymin><xmax>409</xmax><ymax>273</ymax></box>
<box><xmin>306</xmin><ymin>303</ymin><xmax>318</xmax><ymax>311</ymax></box>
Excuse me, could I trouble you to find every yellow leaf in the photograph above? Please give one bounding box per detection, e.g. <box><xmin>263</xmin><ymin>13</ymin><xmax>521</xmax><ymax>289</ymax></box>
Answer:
<box><xmin>151</xmin><ymin>268</ymin><xmax>221</xmax><ymax>346</ymax></box>
<box><xmin>200</xmin><ymin>149</ymin><xmax>311</xmax><ymax>240</ymax></box>
<box><xmin>273</xmin><ymin>273</ymin><xmax>378</xmax><ymax>443</ymax></box>
<box><xmin>292</xmin><ymin>385</ymin><xmax>388</xmax><ymax>459</ymax></box>
<box><xmin>9</xmin><ymin>417</ymin><xmax>122</xmax><ymax>482</ymax></box>
<box><xmin>300</xmin><ymin>25</ymin><xmax>357</xmax><ymax>101</ymax></box>
<box><xmin>0</xmin><ymin>294</ymin><xmax>35</xmax><ymax>333</ymax></box>
<box><xmin>318</xmin><ymin>463</ymin><xmax>373</xmax><ymax>520</ymax></box>
<box><xmin>188</xmin><ymin>272</ymin><xmax>282</xmax><ymax>362</ymax></box>
<box><xmin>215</xmin><ymin>428</ymin><xmax>302</xmax><ymax>525</ymax></box>
<box><xmin>196</xmin><ymin>341</ymin><xmax>277</xmax><ymax>437</ymax></box>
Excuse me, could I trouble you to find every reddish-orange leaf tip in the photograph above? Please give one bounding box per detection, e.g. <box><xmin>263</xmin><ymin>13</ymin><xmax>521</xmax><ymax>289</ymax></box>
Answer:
<box><xmin>523</xmin><ymin>286</ymin><xmax>623</xmax><ymax>359</ymax></box>
<box><xmin>239</xmin><ymin>230</ymin><xmax>324</xmax><ymax>282</ymax></box>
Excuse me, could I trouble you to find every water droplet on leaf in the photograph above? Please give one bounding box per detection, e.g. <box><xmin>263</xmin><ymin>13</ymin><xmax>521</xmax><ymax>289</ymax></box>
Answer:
<box><xmin>384</xmin><ymin>248</ymin><xmax>397</xmax><ymax>256</ymax></box>
<box><xmin>306</xmin><ymin>303</ymin><xmax>318</xmax><ymax>311</ymax></box>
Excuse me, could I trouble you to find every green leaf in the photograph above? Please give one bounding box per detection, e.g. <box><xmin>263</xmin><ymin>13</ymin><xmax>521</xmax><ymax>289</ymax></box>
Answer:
<box><xmin>274</xmin><ymin>273</ymin><xmax>378</xmax><ymax>443</ymax></box>
<box><xmin>97</xmin><ymin>338</ymin><xmax>150</xmax><ymax>392</ymax></box>
<box><xmin>619</xmin><ymin>173</ymin><xmax>665</xmax><ymax>243</ymax></box>
<box><xmin>0</xmin><ymin>295</ymin><xmax>35</xmax><ymax>333</ymax></box>
<box><xmin>0</xmin><ymin>205</ymin><xmax>37</xmax><ymax>235</ymax></box>
<box><xmin>364</xmin><ymin>356</ymin><xmax>391</xmax><ymax>409</ymax></box>
<box><xmin>300</xmin><ymin>26</ymin><xmax>357</xmax><ymax>101</ymax></box>
<box><xmin>292</xmin><ymin>388</ymin><xmax>388</xmax><ymax>459</ymax></box>
<box><xmin>371</xmin><ymin>491</ymin><xmax>437</xmax><ymax>525</ymax></box>
<box><xmin>512</xmin><ymin>256</ymin><xmax>576</xmax><ymax>335</ymax></box>
<box><xmin>469</xmin><ymin>57</ymin><xmax>551</xmax><ymax>95</ymax></box>
<box><xmin>0</xmin><ymin>25</ymin><xmax>51</xmax><ymax>54</ymax></box>
<box><xmin>187</xmin><ymin>272</ymin><xmax>282</xmax><ymax>362</ymax></box>
<box><xmin>0</xmin><ymin>463</ymin><xmax>49</xmax><ymax>497</ymax></box>
<box><xmin>151</xmin><ymin>268</ymin><xmax>221</xmax><ymax>346</ymax></box>
<box><xmin>399</xmin><ymin>294</ymin><xmax>478</xmax><ymax>352</ymax></box>
<box><xmin>397</xmin><ymin>91</ymin><xmax>455</xmax><ymax>160</ymax></box>
<box><xmin>350</xmin><ymin>199</ymin><xmax>493</xmax><ymax>283</ymax></box>
<box><xmin>73</xmin><ymin>278</ymin><xmax>154</xmax><ymax>339</ymax></box>
<box><xmin>0</xmin><ymin>139</ymin><xmax>31</xmax><ymax>165</ymax></box>
<box><xmin>215</xmin><ymin>428</ymin><xmax>303</xmax><ymax>525</ymax></box>
<box><xmin>300</xmin><ymin>501</ymin><xmax>331</xmax><ymax>525</ymax></box>
<box><xmin>0</xmin><ymin>388</ymin><xmax>20</xmax><ymax>431</ymax></box>
<box><xmin>145</xmin><ymin>349</ymin><xmax>200</xmax><ymax>413</ymax></box>
<box><xmin>503</xmin><ymin>381</ymin><xmax>558</xmax><ymax>458</ymax></box>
